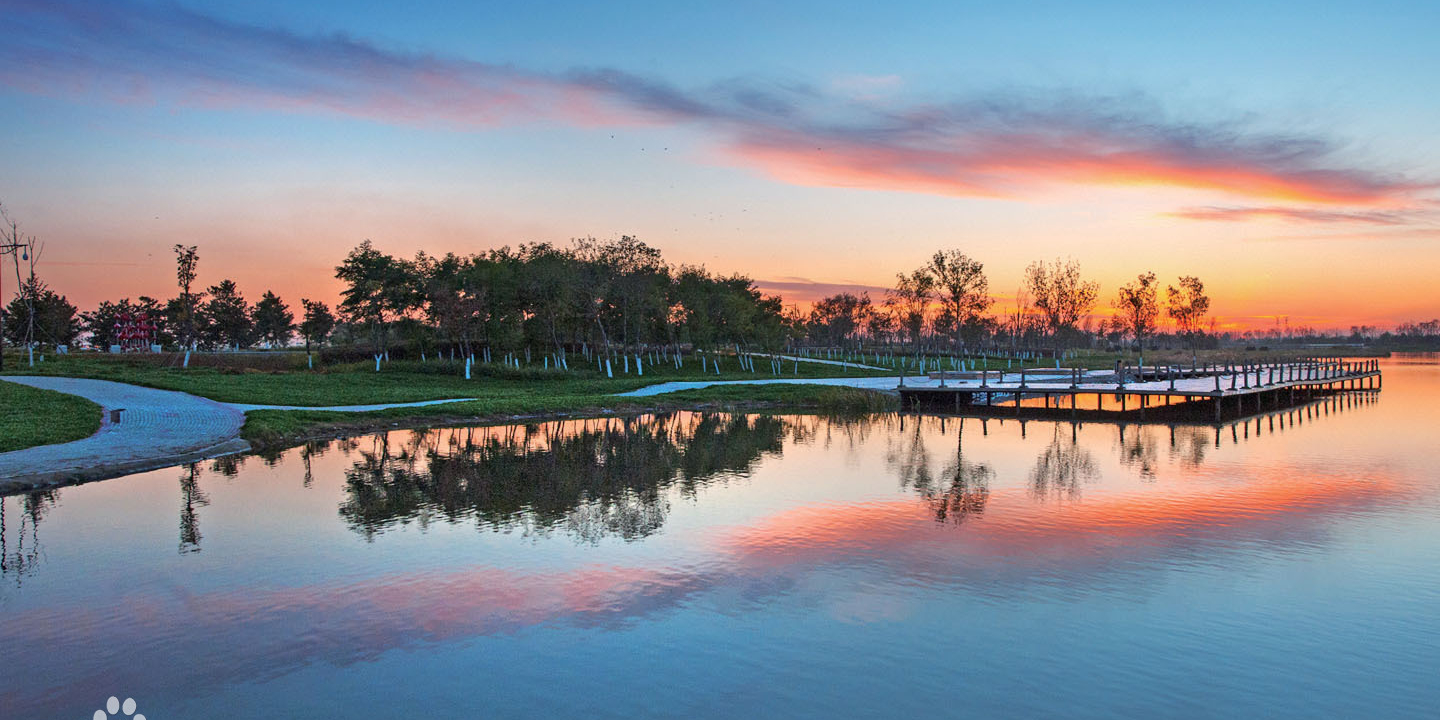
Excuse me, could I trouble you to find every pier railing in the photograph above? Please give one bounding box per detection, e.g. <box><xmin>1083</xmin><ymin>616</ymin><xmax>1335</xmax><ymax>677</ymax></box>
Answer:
<box><xmin>901</xmin><ymin>358</ymin><xmax>1382</xmax><ymax>422</ymax></box>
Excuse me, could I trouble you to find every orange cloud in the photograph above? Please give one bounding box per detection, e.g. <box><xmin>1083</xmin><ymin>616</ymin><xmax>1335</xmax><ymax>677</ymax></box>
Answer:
<box><xmin>730</xmin><ymin>134</ymin><xmax>1430</xmax><ymax>206</ymax></box>
<box><xmin>6</xmin><ymin>2</ymin><xmax>1433</xmax><ymax>208</ymax></box>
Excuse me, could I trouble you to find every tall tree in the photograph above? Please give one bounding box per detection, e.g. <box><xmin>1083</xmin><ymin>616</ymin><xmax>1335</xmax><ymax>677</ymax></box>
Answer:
<box><xmin>252</xmin><ymin>291</ymin><xmax>295</xmax><ymax>348</ymax></box>
<box><xmin>1024</xmin><ymin>258</ymin><xmax>1099</xmax><ymax>346</ymax></box>
<box><xmin>928</xmin><ymin>250</ymin><xmax>990</xmax><ymax>350</ymax></box>
<box><xmin>200</xmin><ymin>279</ymin><xmax>252</xmax><ymax>349</ymax></box>
<box><xmin>299</xmin><ymin>298</ymin><xmax>336</xmax><ymax>357</ymax></box>
<box><xmin>1166</xmin><ymin>276</ymin><xmax>1211</xmax><ymax>348</ymax></box>
<box><xmin>518</xmin><ymin>243</ymin><xmax>580</xmax><ymax>358</ymax></box>
<box><xmin>886</xmin><ymin>268</ymin><xmax>935</xmax><ymax>353</ymax></box>
<box><xmin>1112</xmin><ymin>271</ymin><xmax>1160</xmax><ymax>352</ymax></box>
<box><xmin>335</xmin><ymin>240</ymin><xmax>414</xmax><ymax>358</ymax></box>
<box><xmin>173</xmin><ymin>244</ymin><xmax>200</xmax><ymax>349</ymax></box>
<box><xmin>808</xmin><ymin>292</ymin><xmax>872</xmax><ymax>348</ymax></box>
<box><xmin>2</xmin><ymin>279</ymin><xmax>79</xmax><ymax>347</ymax></box>
<box><xmin>0</xmin><ymin>203</ymin><xmax>42</xmax><ymax>367</ymax></box>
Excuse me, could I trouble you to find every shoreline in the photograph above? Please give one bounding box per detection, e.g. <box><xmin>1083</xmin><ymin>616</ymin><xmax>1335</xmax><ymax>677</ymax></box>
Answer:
<box><xmin>1</xmin><ymin>387</ymin><xmax>895</xmax><ymax>496</ymax></box>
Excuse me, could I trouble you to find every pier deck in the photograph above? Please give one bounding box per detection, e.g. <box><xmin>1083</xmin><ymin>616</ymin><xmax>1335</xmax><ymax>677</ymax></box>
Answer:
<box><xmin>898</xmin><ymin>359</ymin><xmax>1381</xmax><ymax>421</ymax></box>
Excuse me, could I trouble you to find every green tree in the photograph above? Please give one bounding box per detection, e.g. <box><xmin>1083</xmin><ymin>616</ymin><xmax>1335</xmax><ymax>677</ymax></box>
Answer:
<box><xmin>173</xmin><ymin>244</ymin><xmax>200</xmax><ymax>349</ymax></box>
<box><xmin>335</xmin><ymin>240</ymin><xmax>415</xmax><ymax>359</ymax></box>
<box><xmin>808</xmin><ymin>292</ymin><xmax>873</xmax><ymax>348</ymax></box>
<box><xmin>518</xmin><ymin>243</ymin><xmax>581</xmax><ymax>359</ymax></box>
<box><xmin>299</xmin><ymin>298</ymin><xmax>336</xmax><ymax>357</ymax></box>
<box><xmin>3</xmin><ymin>279</ymin><xmax>79</xmax><ymax>347</ymax></box>
<box><xmin>928</xmin><ymin>249</ymin><xmax>990</xmax><ymax>349</ymax></box>
<box><xmin>252</xmin><ymin>291</ymin><xmax>295</xmax><ymax>348</ymax></box>
<box><xmin>200</xmin><ymin>279</ymin><xmax>252</xmax><ymax>349</ymax></box>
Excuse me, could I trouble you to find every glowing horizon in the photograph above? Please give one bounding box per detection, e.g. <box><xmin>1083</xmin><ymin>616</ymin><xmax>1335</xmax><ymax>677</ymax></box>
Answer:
<box><xmin>2</xmin><ymin>0</ymin><xmax>1437</xmax><ymax>331</ymax></box>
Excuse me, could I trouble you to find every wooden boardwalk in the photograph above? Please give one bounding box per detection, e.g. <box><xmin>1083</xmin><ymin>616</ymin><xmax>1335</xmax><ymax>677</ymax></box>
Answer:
<box><xmin>898</xmin><ymin>358</ymin><xmax>1381</xmax><ymax>422</ymax></box>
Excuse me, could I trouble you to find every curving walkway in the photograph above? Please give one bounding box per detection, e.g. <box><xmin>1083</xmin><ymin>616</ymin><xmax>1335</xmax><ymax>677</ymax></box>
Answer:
<box><xmin>226</xmin><ymin>398</ymin><xmax>475</xmax><ymax>412</ymax></box>
<box><xmin>615</xmin><ymin>370</ymin><xmax>1117</xmax><ymax>397</ymax></box>
<box><xmin>0</xmin><ymin>376</ymin><xmax>476</xmax><ymax>492</ymax></box>
<box><xmin>747</xmin><ymin>353</ymin><xmax>887</xmax><ymax>371</ymax></box>
<box><xmin>0</xmin><ymin>376</ymin><xmax>250</xmax><ymax>491</ymax></box>
<box><xmin>618</xmin><ymin>375</ymin><xmax>929</xmax><ymax>397</ymax></box>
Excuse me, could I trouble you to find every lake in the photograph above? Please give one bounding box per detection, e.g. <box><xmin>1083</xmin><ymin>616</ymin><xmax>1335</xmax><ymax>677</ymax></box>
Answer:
<box><xmin>3</xmin><ymin>355</ymin><xmax>1438</xmax><ymax>719</ymax></box>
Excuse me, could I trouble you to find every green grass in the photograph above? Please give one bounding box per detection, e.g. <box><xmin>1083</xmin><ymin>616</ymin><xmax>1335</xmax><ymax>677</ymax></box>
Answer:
<box><xmin>1</xmin><ymin>352</ymin><xmax>904</xmax><ymax>449</ymax></box>
<box><xmin>0</xmin><ymin>380</ymin><xmax>103</xmax><ymax>453</ymax></box>
<box><xmin>4</xmin><ymin>346</ymin><xmax>1363</xmax><ymax>452</ymax></box>
<box><xmin>239</xmin><ymin>382</ymin><xmax>898</xmax><ymax>447</ymax></box>
<box><xmin>3</xmin><ymin>352</ymin><xmax>895</xmax><ymax>405</ymax></box>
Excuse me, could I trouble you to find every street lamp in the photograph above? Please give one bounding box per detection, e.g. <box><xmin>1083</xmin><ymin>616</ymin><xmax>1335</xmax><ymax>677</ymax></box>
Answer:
<box><xmin>0</xmin><ymin>239</ymin><xmax>28</xmax><ymax>371</ymax></box>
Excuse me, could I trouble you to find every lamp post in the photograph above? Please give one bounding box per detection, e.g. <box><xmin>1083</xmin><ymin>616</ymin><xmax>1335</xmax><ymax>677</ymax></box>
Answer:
<box><xmin>0</xmin><ymin>238</ymin><xmax>27</xmax><ymax>371</ymax></box>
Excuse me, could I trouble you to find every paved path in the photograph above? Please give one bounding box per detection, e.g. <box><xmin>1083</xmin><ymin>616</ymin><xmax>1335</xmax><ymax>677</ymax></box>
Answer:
<box><xmin>225</xmin><ymin>398</ymin><xmax>475</xmax><ymax>412</ymax></box>
<box><xmin>615</xmin><ymin>371</ymin><xmax>1115</xmax><ymax>397</ymax></box>
<box><xmin>748</xmin><ymin>353</ymin><xmax>887</xmax><ymax>371</ymax></box>
<box><xmin>0</xmin><ymin>377</ymin><xmax>475</xmax><ymax>492</ymax></box>
<box><xmin>0</xmin><ymin>376</ymin><xmax>250</xmax><ymax>491</ymax></box>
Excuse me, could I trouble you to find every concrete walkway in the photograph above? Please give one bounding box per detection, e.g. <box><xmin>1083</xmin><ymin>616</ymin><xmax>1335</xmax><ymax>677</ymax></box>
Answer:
<box><xmin>225</xmin><ymin>398</ymin><xmax>475</xmax><ymax>412</ymax></box>
<box><xmin>1</xmin><ymin>376</ymin><xmax>250</xmax><ymax>491</ymax></box>
<box><xmin>615</xmin><ymin>371</ymin><xmax>1115</xmax><ymax>397</ymax></box>
<box><xmin>618</xmin><ymin>375</ymin><xmax>932</xmax><ymax>397</ymax></box>
<box><xmin>0</xmin><ymin>376</ymin><xmax>476</xmax><ymax>492</ymax></box>
<box><xmin>748</xmin><ymin>353</ymin><xmax>887</xmax><ymax>371</ymax></box>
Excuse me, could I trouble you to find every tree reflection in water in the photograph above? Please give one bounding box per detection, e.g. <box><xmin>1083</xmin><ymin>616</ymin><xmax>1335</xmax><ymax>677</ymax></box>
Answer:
<box><xmin>1115</xmin><ymin>424</ymin><xmax>1215</xmax><ymax>479</ymax></box>
<box><xmin>0</xmin><ymin>490</ymin><xmax>57</xmax><ymax>587</ymax></box>
<box><xmin>338</xmin><ymin>413</ymin><xmax>787</xmax><ymax>542</ymax></box>
<box><xmin>178</xmin><ymin>462</ymin><xmax>209</xmax><ymax>554</ymax></box>
<box><xmin>1030</xmin><ymin>425</ymin><xmax>1099</xmax><ymax>500</ymax></box>
<box><xmin>887</xmin><ymin>416</ymin><xmax>993</xmax><ymax>524</ymax></box>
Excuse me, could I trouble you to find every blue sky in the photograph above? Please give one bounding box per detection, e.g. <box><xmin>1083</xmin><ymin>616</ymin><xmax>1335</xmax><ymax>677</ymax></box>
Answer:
<box><xmin>1</xmin><ymin>0</ymin><xmax>1437</xmax><ymax>327</ymax></box>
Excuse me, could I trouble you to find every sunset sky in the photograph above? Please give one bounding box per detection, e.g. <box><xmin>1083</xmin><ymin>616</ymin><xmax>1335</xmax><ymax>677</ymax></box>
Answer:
<box><xmin>2</xmin><ymin>0</ymin><xmax>1437</xmax><ymax>329</ymax></box>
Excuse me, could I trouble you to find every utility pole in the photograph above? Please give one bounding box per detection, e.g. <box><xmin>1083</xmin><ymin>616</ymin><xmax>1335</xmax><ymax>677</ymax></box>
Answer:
<box><xmin>0</xmin><ymin>228</ymin><xmax>27</xmax><ymax>371</ymax></box>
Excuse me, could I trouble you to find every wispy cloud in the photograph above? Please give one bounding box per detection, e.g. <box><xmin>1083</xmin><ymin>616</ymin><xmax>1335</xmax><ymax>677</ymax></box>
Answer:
<box><xmin>1251</xmin><ymin>227</ymin><xmax>1440</xmax><ymax>242</ymax></box>
<box><xmin>752</xmin><ymin>278</ymin><xmax>893</xmax><ymax>304</ymax></box>
<box><xmin>4</xmin><ymin>0</ymin><xmax>1434</xmax><ymax>206</ymax></box>
<box><xmin>1166</xmin><ymin>205</ymin><xmax>1425</xmax><ymax>224</ymax></box>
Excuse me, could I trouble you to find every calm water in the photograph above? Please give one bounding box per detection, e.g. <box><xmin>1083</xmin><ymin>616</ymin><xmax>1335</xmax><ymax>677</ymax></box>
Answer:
<box><xmin>3</xmin><ymin>356</ymin><xmax>1439</xmax><ymax>719</ymax></box>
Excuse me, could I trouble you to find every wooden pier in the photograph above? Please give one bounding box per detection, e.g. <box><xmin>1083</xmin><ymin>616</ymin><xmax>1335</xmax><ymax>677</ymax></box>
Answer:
<box><xmin>898</xmin><ymin>358</ymin><xmax>1381</xmax><ymax>422</ymax></box>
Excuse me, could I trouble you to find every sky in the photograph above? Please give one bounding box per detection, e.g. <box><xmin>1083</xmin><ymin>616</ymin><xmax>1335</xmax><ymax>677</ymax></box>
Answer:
<box><xmin>1</xmin><ymin>0</ymin><xmax>1438</xmax><ymax>330</ymax></box>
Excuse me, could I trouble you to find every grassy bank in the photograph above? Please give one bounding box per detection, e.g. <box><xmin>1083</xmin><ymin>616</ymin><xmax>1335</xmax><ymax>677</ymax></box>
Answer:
<box><xmin>0</xmin><ymin>381</ymin><xmax>103</xmax><ymax>453</ymax></box>
<box><xmin>240</xmin><ymin>383</ymin><xmax>897</xmax><ymax>448</ymax></box>
<box><xmin>2</xmin><ymin>347</ymin><xmax>1378</xmax><ymax>453</ymax></box>
<box><xmin>3</xmin><ymin>352</ymin><xmax>895</xmax><ymax>405</ymax></box>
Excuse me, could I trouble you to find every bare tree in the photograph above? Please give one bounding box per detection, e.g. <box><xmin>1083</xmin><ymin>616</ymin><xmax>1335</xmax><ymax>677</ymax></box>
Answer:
<box><xmin>1004</xmin><ymin>285</ymin><xmax>1035</xmax><ymax>350</ymax></box>
<box><xmin>1112</xmin><ymin>271</ymin><xmax>1159</xmax><ymax>352</ymax></box>
<box><xmin>885</xmin><ymin>268</ymin><xmax>935</xmax><ymax>354</ymax></box>
<box><xmin>1024</xmin><ymin>258</ymin><xmax>1099</xmax><ymax>347</ymax></box>
<box><xmin>1166</xmin><ymin>276</ymin><xmax>1211</xmax><ymax>349</ymax></box>
<box><xmin>0</xmin><ymin>203</ymin><xmax>41</xmax><ymax>367</ymax></box>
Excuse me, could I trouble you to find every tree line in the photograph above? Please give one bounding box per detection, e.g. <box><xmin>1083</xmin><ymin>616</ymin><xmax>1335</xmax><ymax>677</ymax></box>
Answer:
<box><xmin>0</xmin><ymin>234</ymin><xmax>1219</xmax><ymax>362</ymax></box>
<box><xmin>10</xmin><ymin>195</ymin><xmax>1439</xmax><ymax>364</ymax></box>
<box><xmin>806</xmin><ymin>253</ymin><xmax>1213</xmax><ymax>354</ymax></box>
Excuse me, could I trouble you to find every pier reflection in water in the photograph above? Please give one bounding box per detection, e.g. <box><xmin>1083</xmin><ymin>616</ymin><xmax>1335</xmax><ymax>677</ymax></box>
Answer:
<box><xmin>0</xmin><ymin>357</ymin><xmax>1436</xmax><ymax>720</ymax></box>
